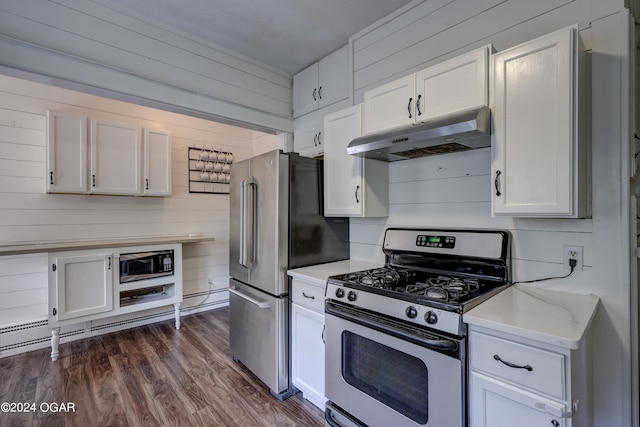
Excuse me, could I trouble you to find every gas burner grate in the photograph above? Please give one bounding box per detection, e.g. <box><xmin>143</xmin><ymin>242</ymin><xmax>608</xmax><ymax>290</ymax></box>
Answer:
<box><xmin>341</xmin><ymin>267</ymin><xmax>417</xmax><ymax>289</ymax></box>
<box><xmin>406</xmin><ymin>276</ymin><xmax>480</xmax><ymax>303</ymax></box>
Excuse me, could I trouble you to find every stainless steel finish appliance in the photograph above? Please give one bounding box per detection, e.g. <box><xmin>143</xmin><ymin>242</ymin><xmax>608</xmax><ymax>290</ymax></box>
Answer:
<box><xmin>119</xmin><ymin>249</ymin><xmax>174</xmax><ymax>283</ymax></box>
<box><xmin>347</xmin><ymin>106</ymin><xmax>490</xmax><ymax>162</ymax></box>
<box><xmin>324</xmin><ymin>228</ymin><xmax>510</xmax><ymax>427</ymax></box>
<box><xmin>229</xmin><ymin>149</ymin><xmax>349</xmax><ymax>400</ymax></box>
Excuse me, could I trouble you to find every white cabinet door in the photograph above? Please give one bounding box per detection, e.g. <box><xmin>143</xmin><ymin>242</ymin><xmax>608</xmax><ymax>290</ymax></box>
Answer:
<box><xmin>143</xmin><ymin>128</ymin><xmax>172</xmax><ymax>196</ymax></box>
<box><xmin>470</xmin><ymin>372</ymin><xmax>567</xmax><ymax>427</ymax></box>
<box><xmin>324</xmin><ymin>104</ymin><xmax>364</xmax><ymax>216</ymax></box>
<box><xmin>324</xmin><ymin>104</ymin><xmax>388</xmax><ymax>217</ymax></box>
<box><xmin>90</xmin><ymin>119</ymin><xmax>142</xmax><ymax>195</ymax></box>
<box><xmin>416</xmin><ymin>45</ymin><xmax>489</xmax><ymax>121</ymax></box>
<box><xmin>294</xmin><ymin>113</ymin><xmax>323</xmax><ymax>158</ymax></box>
<box><xmin>49</xmin><ymin>253</ymin><xmax>114</xmax><ymax>323</ymax></box>
<box><xmin>363</xmin><ymin>75</ymin><xmax>415</xmax><ymax>134</ymax></box>
<box><xmin>46</xmin><ymin>111</ymin><xmax>87</xmax><ymax>194</ymax></box>
<box><xmin>492</xmin><ymin>26</ymin><xmax>580</xmax><ymax>217</ymax></box>
<box><xmin>291</xmin><ymin>302</ymin><xmax>325</xmax><ymax>409</ymax></box>
<box><xmin>293</xmin><ymin>45</ymin><xmax>349</xmax><ymax>118</ymax></box>
<box><xmin>318</xmin><ymin>45</ymin><xmax>348</xmax><ymax>109</ymax></box>
<box><xmin>293</xmin><ymin>62</ymin><xmax>320</xmax><ymax>117</ymax></box>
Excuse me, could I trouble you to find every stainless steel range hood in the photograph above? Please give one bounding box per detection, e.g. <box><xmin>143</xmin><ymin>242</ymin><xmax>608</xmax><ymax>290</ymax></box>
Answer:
<box><xmin>347</xmin><ymin>106</ymin><xmax>491</xmax><ymax>162</ymax></box>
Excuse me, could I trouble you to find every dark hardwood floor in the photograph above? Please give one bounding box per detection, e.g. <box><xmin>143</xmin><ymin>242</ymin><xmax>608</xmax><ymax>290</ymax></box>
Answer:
<box><xmin>0</xmin><ymin>307</ymin><xmax>325</xmax><ymax>427</ymax></box>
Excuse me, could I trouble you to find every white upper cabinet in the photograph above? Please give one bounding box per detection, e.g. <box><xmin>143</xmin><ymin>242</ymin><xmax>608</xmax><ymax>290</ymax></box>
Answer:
<box><xmin>416</xmin><ymin>45</ymin><xmax>489</xmax><ymax>120</ymax></box>
<box><xmin>363</xmin><ymin>75</ymin><xmax>415</xmax><ymax>134</ymax></box>
<box><xmin>143</xmin><ymin>128</ymin><xmax>172</xmax><ymax>196</ymax></box>
<box><xmin>46</xmin><ymin>110</ymin><xmax>172</xmax><ymax>197</ymax></box>
<box><xmin>492</xmin><ymin>25</ymin><xmax>586</xmax><ymax>217</ymax></box>
<box><xmin>46</xmin><ymin>111</ymin><xmax>88</xmax><ymax>193</ymax></box>
<box><xmin>363</xmin><ymin>45</ymin><xmax>490</xmax><ymax>135</ymax></box>
<box><xmin>90</xmin><ymin>118</ymin><xmax>143</xmax><ymax>195</ymax></box>
<box><xmin>324</xmin><ymin>104</ymin><xmax>388</xmax><ymax>217</ymax></box>
<box><xmin>293</xmin><ymin>45</ymin><xmax>349</xmax><ymax>117</ymax></box>
<box><xmin>293</xmin><ymin>112</ymin><xmax>324</xmax><ymax>158</ymax></box>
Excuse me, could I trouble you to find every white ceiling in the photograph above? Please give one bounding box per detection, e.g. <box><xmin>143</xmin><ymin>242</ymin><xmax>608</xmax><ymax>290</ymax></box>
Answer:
<box><xmin>95</xmin><ymin>0</ymin><xmax>414</xmax><ymax>75</ymax></box>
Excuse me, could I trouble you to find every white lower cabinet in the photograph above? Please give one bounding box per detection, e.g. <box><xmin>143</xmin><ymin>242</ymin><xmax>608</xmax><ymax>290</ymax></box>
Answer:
<box><xmin>49</xmin><ymin>251</ymin><xmax>114</xmax><ymax>322</ymax></box>
<box><xmin>470</xmin><ymin>372</ymin><xmax>567</xmax><ymax>427</ymax></box>
<box><xmin>291</xmin><ymin>278</ymin><xmax>326</xmax><ymax>409</ymax></box>
<box><xmin>469</xmin><ymin>328</ymin><xmax>588</xmax><ymax>427</ymax></box>
<box><xmin>48</xmin><ymin>244</ymin><xmax>183</xmax><ymax>361</ymax></box>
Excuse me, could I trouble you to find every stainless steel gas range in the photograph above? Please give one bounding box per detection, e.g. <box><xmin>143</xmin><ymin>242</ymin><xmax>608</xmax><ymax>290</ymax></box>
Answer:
<box><xmin>324</xmin><ymin>228</ymin><xmax>510</xmax><ymax>427</ymax></box>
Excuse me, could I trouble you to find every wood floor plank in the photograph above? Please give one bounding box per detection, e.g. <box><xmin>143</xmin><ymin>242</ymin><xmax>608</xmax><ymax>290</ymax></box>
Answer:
<box><xmin>0</xmin><ymin>307</ymin><xmax>324</xmax><ymax>427</ymax></box>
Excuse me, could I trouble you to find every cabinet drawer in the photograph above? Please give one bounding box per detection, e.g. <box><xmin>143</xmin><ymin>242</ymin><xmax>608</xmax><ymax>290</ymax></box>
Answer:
<box><xmin>291</xmin><ymin>279</ymin><xmax>325</xmax><ymax>313</ymax></box>
<box><xmin>470</xmin><ymin>331</ymin><xmax>565</xmax><ymax>399</ymax></box>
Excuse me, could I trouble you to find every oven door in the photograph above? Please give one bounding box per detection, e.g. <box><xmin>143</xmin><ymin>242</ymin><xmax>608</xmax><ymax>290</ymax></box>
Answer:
<box><xmin>325</xmin><ymin>301</ymin><xmax>465</xmax><ymax>427</ymax></box>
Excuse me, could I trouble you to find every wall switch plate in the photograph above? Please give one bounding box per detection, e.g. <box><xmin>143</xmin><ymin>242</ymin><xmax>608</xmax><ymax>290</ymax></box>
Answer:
<box><xmin>563</xmin><ymin>245</ymin><xmax>583</xmax><ymax>270</ymax></box>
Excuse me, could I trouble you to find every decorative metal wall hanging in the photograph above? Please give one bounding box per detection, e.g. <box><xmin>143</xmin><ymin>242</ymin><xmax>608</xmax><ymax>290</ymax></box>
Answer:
<box><xmin>188</xmin><ymin>147</ymin><xmax>233</xmax><ymax>194</ymax></box>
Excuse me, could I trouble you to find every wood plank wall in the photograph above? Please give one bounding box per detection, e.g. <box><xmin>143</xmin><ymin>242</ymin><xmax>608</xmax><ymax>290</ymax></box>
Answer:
<box><xmin>0</xmin><ymin>75</ymin><xmax>275</xmax><ymax>355</ymax></box>
<box><xmin>0</xmin><ymin>0</ymin><xmax>293</xmax><ymax>132</ymax></box>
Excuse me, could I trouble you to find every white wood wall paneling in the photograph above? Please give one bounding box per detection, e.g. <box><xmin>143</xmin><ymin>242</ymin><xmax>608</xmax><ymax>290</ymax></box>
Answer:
<box><xmin>352</xmin><ymin>0</ymin><xmax>587</xmax><ymax>100</ymax></box>
<box><xmin>354</xmin><ymin>0</ymin><xmax>503</xmax><ymax>74</ymax></box>
<box><xmin>0</xmin><ymin>37</ymin><xmax>293</xmax><ymax>133</ymax></box>
<box><xmin>352</xmin><ymin>0</ymin><xmax>453</xmax><ymax>53</ymax></box>
<box><xmin>0</xmin><ymin>0</ymin><xmax>292</xmax><ymax>118</ymax></box>
<box><xmin>589</xmin><ymin>11</ymin><xmax>633</xmax><ymax>427</ymax></box>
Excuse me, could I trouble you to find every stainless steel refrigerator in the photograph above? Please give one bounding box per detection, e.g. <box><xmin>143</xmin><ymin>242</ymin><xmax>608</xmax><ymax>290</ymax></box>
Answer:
<box><xmin>228</xmin><ymin>149</ymin><xmax>349</xmax><ymax>399</ymax></box>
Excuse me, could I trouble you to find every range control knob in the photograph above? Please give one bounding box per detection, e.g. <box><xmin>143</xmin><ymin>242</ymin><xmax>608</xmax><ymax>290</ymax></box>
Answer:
<box><xmin>425</xmin><ymin>310</ymin><xmax>438</xmax><ymax>325</ymax></box>
<box><xmin>405</xmin><ymin>306</ymin><xmax>418</xmax><ymax>319</ymax></box>
<box><xmin>335</xmin><ymin>288</ymin><xmax>345</xmax><ymax>298</ymax></box>
<box><xmin>347</xmin><ymin>291</ymin><xmax>357</xmax><ymax>302</ymax></box>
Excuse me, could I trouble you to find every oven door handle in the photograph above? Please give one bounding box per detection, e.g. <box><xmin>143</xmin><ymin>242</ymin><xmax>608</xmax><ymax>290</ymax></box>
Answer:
<box><xmin>326</xmin><ymin>302</ymin><xmax>458</xmax><ymax>352</ymax></box>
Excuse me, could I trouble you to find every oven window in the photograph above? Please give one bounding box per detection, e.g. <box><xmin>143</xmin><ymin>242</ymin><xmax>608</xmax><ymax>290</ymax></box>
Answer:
<box><xmin>341</xmin><ymin>331</ymin><xmax>429</xmax><ymax>425</ymax></box>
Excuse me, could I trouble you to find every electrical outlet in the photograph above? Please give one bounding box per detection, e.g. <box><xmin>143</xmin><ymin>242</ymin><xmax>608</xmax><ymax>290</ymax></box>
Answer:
<box><xmin>563</xmin><ymin>245</ymin><xmax>583</xmax><ymax>271</ymax></box>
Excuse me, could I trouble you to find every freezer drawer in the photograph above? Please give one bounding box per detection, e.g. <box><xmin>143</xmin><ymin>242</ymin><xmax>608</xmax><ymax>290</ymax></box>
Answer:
<box><xmin>229</xmin><ymin>279</ymin><xmax>289</xmax><ymax>396</ymax></box>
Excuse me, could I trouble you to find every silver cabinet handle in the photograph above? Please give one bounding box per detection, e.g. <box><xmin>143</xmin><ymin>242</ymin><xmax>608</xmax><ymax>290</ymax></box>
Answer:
<box><xmin>229</xmin><ymin>287</ymin><xmax>271</xmax><ymax>309</ymax></box>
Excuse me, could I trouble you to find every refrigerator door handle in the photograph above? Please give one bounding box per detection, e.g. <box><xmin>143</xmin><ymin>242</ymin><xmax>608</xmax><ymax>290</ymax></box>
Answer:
<box><xmin>240</xmin><ymin>177</ymin><xmax>258</xmax><ymax>268</ymax></box>
<box><xmin>239</xmin><ymin>178</ymin><xmax>247</xmax><ymax>267</ymax></box>
<box><xmin>229</xmin><ymin>286</ymin><xmax>272</xmax><ymax>309</ymax></box>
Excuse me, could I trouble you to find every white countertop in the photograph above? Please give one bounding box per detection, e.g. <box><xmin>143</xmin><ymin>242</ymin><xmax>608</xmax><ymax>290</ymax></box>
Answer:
<box><xmin>287</xmin><ymin>259</ymin><xmax>382</xmax><ymax>286</ymax></box>
<box><xmin>0</xmin><ymin>234</ymin><xmax>216</xmax><ymax>255</ymax></box>
<box><xmin>464</xmin><ymin>285</ymin><xmax>600</xmax><ymax>350</ymax></box>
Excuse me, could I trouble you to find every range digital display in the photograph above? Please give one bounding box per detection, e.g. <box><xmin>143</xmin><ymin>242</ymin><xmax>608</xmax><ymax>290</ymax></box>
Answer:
<box><xmin>416</xmin><ymin>235</ymin><xmax>455</xmax><ymax>249</ymax></box>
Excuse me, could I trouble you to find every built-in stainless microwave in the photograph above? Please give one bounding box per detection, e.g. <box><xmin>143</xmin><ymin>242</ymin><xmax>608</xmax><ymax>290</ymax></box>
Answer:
<box><xmin>119</xmin><ymin>249</ymin><xmax>174</xmax><ymax>283</ymax></box>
